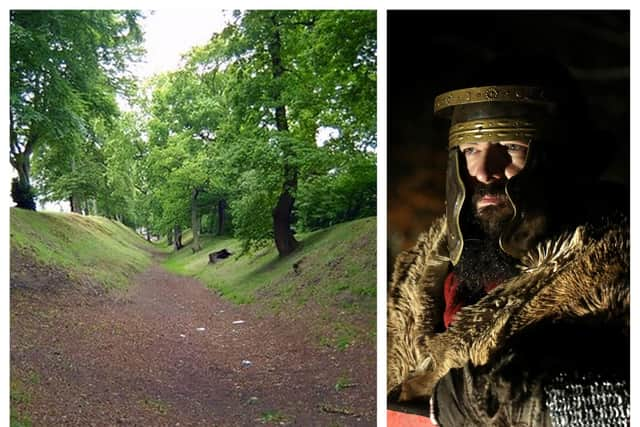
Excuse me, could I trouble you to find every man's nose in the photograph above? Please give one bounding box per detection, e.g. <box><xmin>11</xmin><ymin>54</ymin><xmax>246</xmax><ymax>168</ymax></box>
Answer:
<box><xmin>474</xmin><ymin>145</ymin><xmax>508</xmax><ymax>184</ymax></box>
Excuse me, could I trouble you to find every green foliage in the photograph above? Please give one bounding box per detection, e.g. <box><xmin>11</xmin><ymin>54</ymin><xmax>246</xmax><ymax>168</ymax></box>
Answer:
<box><xmin>10</xmin><ymin>10</ymin><xmax>144</xmax><ymax>208</ymax></box>
<box><xmin>95</xmin><ymin>113</ymin><xmax>144</xmax><ymax>222</ymax></box>
<box><xmin>304</xmin><ymin>10</ymin><xmax>377</xmax><ymax>149</ymax></box>
<box><xmin>33</xmin><ymin>122</ymin><xmax>107</xmax><ymax>210</ymax></box>
<box><xmin>165</xmin><ymin>10</ymin><xmax>377</xmax><ymax>254</ymax></box>
<box><xmin>227</xmin><ymin>165</ymin><xmax>281</xmax><ymax>254</ymax></box>
<box><xmin>139</xmin><ymin>67</ymin><xmax>231</xmax><ymax>240</ymax></box>
<box><xmin>10</xmin><ymin>208</ymin><xmax>152</xmax><ymax>290</ymax></box>
<box><xmin>12</xmin><ymin>10</ymin><xmax>377</xmax><ymax>262</ymax></box>
<box><xmin>296</xmin><ymin>152</ymin><xmax>376</xmax><ymax>231</ymax></box>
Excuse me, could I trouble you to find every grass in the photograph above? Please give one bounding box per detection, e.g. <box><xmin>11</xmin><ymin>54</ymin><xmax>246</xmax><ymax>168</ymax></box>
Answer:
<box><xmin>163</xmin><ymin>217</ymin><xmax>376</xmax><ymax>347</ymax></box>
<box><xmin>334</xmin><ymin>375</ymin><xmax>355</xmax><ymax>392</ymax></box>
<box><xmin>10</xmin><ymin>377</ymin><xmax>32</xmax><ymax>427</ymax></box>
<box><xmin>10</xmin><ymin>208</ymin><xmax>153</xmax><ymax>291</ymax></box>
<box><xmin>260</xmin><ymin>410</ymin><xmax>289</xmax><ymax>424</ymax></box>
<box><xmin>26</xmin><ymin>371</ymin><xmax>40</xmax><ymax>386</ymax></box>
<box><xmin>334</xmin><ymin>324</ymin><xmax>358</xmax><ymax>351</ymax></box>
<box><xmin>139</xmin><ymin>397</ymin><xmax>170</xmax><ymax>415</ymax></box>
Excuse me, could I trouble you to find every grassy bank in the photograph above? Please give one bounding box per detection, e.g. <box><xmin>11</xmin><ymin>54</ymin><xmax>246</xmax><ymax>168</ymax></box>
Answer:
<box><xmin>163</xmin><ymin>217</ymin><xmax>377</xmax><ymax>347</ymax></box>
<box><xmin>10</xmin><ymin>208</ymin><xmax>153</xmax><ymax>291</ymax></box>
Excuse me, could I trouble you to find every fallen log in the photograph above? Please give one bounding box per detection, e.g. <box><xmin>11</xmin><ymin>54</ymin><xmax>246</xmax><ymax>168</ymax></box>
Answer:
<box><xmin>209</xmin><ymin>248</ymin><xmax>232</xmax><ymax>264</ymax></box>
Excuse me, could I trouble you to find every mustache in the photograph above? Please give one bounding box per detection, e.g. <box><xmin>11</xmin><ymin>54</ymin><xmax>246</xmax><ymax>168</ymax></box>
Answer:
<box><xmin>472</xmin><ymin>181</ymin><xmax>507</xmax><ymax>198</ymax></box>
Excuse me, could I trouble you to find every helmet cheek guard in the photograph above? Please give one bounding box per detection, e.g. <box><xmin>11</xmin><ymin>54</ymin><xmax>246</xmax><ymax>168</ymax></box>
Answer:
<box><xmin>436</xmin><ymin>86</ymin><xmax>556</xmax><ymax>263</ymax></box>
<box><xmin>445</xmin><ymin>149</ymin><xmax>466</xmax><ymax>265</ymax></box>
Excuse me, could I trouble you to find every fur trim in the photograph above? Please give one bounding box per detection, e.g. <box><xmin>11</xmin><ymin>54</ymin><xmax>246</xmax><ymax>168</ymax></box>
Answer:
<box><xmin>387</xmin><ymin>216</ymin><xmax>450</xmax><ymax>391</ymax></box>
<box><xmin>388</xmin><ymin>215</ymin><xmax>629</xmax><ymax>401</ymax></box>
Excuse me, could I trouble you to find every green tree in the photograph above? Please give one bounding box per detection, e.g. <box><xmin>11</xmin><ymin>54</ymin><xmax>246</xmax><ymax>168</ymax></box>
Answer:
<box><xmin>190</xmin><ymin>10</ymin><xmax>376</xmax><ymax>256</ymax></box>
<box><xmin>18</xmin><ymin>9</ymin><xmax>377</xmax><ymax>258</ymax></box>
<box><xmin>141</xmin><ymin>67</ymin><xmax>230</xmax><ymax>250</ymax></box>
<box><xmin>100</xmin><ymin>111</ymin><xmax>148</xmax><ymax>225</ymax></box>
<box><xmin>32</xmin><ymin>119</ymin><xmax>107</xmax><ymax>214</ymax></box>
<box><xmin>10</xmin><ymin>10</ymin><xmax>143</xmax><ymax>209</ymax></box>
<box><xmin>296</xmin><ymin>151</ymin><xmax>376</xmax><ymax>230</ymax></box>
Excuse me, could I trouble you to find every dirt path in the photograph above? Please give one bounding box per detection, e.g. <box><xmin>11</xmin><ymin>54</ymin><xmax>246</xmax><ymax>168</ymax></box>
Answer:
<box><xmin>11</xmin><ymin>255</ymin><xmax>376</xmax><ymax>426</ymax></box>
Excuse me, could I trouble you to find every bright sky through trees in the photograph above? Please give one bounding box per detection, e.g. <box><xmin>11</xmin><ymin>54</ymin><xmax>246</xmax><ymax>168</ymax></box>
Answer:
<box><xmin>134</xmin><ymin>9</ymin><xmax>231</xmax><ymax>79</ymax></box>
<box><xmin>137</xmin><ymin>10</ymin><xmax>339</xmax><ymax>148</ymax></box>
<box><xmin>11</xmin><ymin>9</ymin><xmax>376</xmax><ymax>227</ymax></box>
<box><xmin>15</xmin><ymin>8</ymin><xmax>337</xmax><ymax>212</ymax></box>
<box><xmin>34</xmin><ymin>9</ymin><xmax>232</xmax><ymax>212</ymax></box>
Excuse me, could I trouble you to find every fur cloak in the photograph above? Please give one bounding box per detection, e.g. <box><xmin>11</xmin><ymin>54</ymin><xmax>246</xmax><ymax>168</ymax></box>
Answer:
<box><xmin>387</xmin><ymin>215</ymin><xmax>629</xmax><ymax>402</ymax></box>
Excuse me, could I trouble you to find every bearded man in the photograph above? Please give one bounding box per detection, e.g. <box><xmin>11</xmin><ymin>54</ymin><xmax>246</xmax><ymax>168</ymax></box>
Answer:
<box><xmin>387</xmin><ymin>58</ymin><xmax>629</xmax><ymax>426</ymax></box>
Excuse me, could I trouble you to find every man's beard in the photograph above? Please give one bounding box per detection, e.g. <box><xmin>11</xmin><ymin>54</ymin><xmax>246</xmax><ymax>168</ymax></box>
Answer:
<box><xmin>471</xmin><ymin>181</ymin><xmax>514</xmax><ymax>239</ymax></box>
<box><xmin>453</xmin><ymin>181</ymin><xmax>519</xmax><ymax>305</ymax></box>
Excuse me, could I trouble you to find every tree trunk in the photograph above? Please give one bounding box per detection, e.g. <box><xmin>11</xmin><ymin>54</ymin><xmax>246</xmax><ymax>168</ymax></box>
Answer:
<box><xmin>273</xmin><ymin>187</ymin><xmax>297</xmax><ymax>256</ymax></box>
<box><xmin>69</xmin><ymin>196</ymin><xmax>82</xmax><ymax>214</ymax></box>
<box><xmin>10</xmin><ymin>117</ymin><xmax>36</xmax><ymax>210</ymax></box>
<box><xmin>191</xmin><ymin>188</ymin><xmax>201</xmax><ymax>252</ymax></box>
<box><xmin>173</xmin><ymin>225</ymin><xmax>183</xmax><ymax>251</ymax></box>
<box><xmin>167</xmin><ymin>230</ymin><xmax>173</xmax><ymax>246</ymax></box>
<box><xmin>268</xmin><ymin>14</ymin><xmax>298</xmax><ymax>257</ymax></box>
<box><xmin>69</xmin><ymin>155</ymin><xmax>82</xmax><ymax>214</ymax></box>
<box><xmin>88</xmin><ymin>199</ymin><xmax>97</xmax><ymax>215</ymax></box>
<box><xmin>217</xmin><ymin>199</ymin><xmax>226</xmax><ymax>236</ymax></box>
<box><xmin>10</xmin><ymin>152</ymin><xmax>36</xmax><ymax>210</ymax></box>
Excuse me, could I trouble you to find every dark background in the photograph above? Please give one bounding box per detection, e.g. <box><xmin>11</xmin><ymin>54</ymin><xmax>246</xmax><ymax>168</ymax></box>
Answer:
<box><xmin>387</xmin><ymin>10</ymin><xmax>630</xmax><ymax>267</ymax></box>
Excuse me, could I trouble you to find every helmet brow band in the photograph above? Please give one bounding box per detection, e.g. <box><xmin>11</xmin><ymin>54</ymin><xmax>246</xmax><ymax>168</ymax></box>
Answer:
<box><xmin>448</xmin><ymin>118</ymin><xmax>540</xmax><ymax>149</ymax></box>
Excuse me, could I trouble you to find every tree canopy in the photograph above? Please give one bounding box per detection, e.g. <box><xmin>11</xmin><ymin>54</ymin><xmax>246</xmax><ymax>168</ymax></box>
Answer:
<box><xmin>10</xmin><ymin>10</ymin><xmax>144</xmax><ymax>210</ymax></box>
<box><xmin>10</xmin><ymin>9</ymin><xmax>377</xmax><ymax>257</ymax></box>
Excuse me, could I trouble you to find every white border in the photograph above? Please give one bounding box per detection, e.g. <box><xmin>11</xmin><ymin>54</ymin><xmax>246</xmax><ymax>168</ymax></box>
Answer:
<box><xmin>2</xmin><ymin>7</ymin><xmax>9</xmax><ymax>425</ymax></box>
<box><xmin>376</xmin><ymin>9</ymin><xmax>388</xmax><ymax>427</ymax></box>
<box><xmin>4</xmin><ymin>5</ymin><xmax>637</xmax><ymax>427</ymax></box>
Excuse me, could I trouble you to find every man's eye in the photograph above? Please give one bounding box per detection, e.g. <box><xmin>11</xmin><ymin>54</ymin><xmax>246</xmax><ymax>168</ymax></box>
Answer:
<box><xmin>507</xmin><ymin>144</ymin><xmax>526</xmax><ymax>152</ymax></box>
<box><xmin>462</xmin><ymin>147</ymin><xmax>476</xmax><ymax>155</ymax></box>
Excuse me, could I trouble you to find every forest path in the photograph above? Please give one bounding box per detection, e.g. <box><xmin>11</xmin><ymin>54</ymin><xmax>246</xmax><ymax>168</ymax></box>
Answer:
<box><xmin>11</xmin><ymin>256</ymin><xmax>375</xmax><ymax>426</ymax></box>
